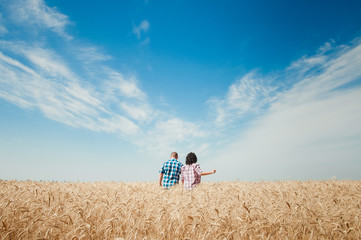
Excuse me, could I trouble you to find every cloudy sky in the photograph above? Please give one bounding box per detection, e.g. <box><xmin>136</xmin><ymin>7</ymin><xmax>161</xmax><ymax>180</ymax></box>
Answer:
<box><xmin>0</xmin><ymin>0</ymin><xmax>360</xmax><ymax>182</ymax></box>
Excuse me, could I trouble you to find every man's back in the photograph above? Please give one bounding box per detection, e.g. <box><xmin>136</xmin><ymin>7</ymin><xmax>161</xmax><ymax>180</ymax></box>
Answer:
<box><xmin>160</xmin><ymin>158</ymin><xmax>183</xmax><ymax>188</ymax></box>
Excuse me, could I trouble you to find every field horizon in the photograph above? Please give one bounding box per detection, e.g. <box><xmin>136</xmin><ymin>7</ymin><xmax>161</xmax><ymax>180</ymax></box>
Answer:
<box><xmin>1</xmin><ymin>179</ymin><xmax>360</xmax><ymax>239</ymax></box>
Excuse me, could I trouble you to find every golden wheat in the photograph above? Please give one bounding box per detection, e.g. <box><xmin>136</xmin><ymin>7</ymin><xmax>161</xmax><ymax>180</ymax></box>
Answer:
<box><xmin>0</xmin><ymin>180</ymin><xmax>360</xmax><ymax>239</ymax></box>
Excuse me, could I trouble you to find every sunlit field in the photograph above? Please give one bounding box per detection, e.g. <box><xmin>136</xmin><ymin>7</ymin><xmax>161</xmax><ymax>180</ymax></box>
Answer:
<box><xmin>0</xmin><ymin>180</ymin><xmax>360</xmax><ymax>239</ymax></box>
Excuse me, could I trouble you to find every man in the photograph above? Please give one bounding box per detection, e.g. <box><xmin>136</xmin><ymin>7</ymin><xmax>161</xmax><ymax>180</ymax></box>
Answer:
<box><xmin>159</xmin><ymin>152</ymin><xmax>183</xmax><ymax>189</ymax></box>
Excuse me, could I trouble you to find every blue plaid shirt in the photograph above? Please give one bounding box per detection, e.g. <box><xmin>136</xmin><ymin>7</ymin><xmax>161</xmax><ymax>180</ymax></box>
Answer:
<box><xmin>159</xmin><ymin>158</ymin><xmax>183</xmax><ymax>189</ymax></box>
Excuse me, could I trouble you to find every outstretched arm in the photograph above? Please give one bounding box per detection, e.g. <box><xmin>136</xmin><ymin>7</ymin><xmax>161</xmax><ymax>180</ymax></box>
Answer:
<box><xmin>201</xmin><ymin>170</ymin><xmax>216</xmax><ymax>176</ymax></box>
<box><xmin>159</xmin><ymin>173</ymin><xmax>164</xmax><ymax>186</ymax></box>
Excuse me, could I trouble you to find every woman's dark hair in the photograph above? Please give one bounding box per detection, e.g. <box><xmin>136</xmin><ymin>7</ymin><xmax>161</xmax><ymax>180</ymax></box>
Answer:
<box><xmin>186</xmin><ymin>152</ymin><xmax>197</xmax><ymax>165</ymax></box>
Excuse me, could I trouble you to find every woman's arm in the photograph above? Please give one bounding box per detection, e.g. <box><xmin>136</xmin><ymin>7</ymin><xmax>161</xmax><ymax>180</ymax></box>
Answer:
<box><xmin>201</xmin><ymin>170</ymin><xmax>216</xmax><ymax>176</ymax></box>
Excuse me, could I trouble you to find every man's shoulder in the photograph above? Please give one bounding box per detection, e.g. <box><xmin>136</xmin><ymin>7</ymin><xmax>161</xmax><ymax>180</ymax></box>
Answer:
<box><xmin>163</xmin><ymin>159</ymin><xmax>177</xmax><ymax>165</ymax></box>
<box><xmin>175</xmin><ymin>159</ymin><xmax>183</xmax><ymax>166</ymax></box>
<box><xmin>164</xmin><ymin>158</ymin><xmax>183</xmax><ymax>166</ymax></box>
<box><xmin>170</xmin><ymin>158</ymin><xmax>182</xmax><ymax>163</ymax></box>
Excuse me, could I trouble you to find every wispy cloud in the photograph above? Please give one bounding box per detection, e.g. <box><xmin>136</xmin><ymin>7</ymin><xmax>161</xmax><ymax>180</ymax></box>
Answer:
<box><xmin>0</xmin><ymin>0</ymin><xmax>207</xmax><ymax>154</ymax></box>
<box><xmin>120</xmin><ymin>102</ymin><xmax>153</xmax><ymax>121</ymax></box>
<box><xmin>133</xmin><ymin>20</ymin><xmax>150</xmax><ymax>40</ymax></box>
<box><xmin>0</xmin><ymin>40</ymin><xmax>147</xmax><ymax>136</ymax></box>
<box><xmin>209</xmin><ymin>71</ymin><xmax>277</xmax><ymax>126</ymax></box>
<box><xmin>0</xmin><ymin>0</ymin><xmax>157</xmax><ymax>138</ymax></box>
<box><xmin>209</xmin><ymin>38</ymin><xmax>361</xmax><ymax>128</ymax></box>
<box><xmin>2</xmin><ymin>0</ymin><xmax>360</xmax><ymax>176</ymax></box>
<box><xmin>136</xmin><ymin>118</ymin><xmax>208</xmax><ymax>157</ymax></box>
<box><xmin>0</xmin><ymin>13</ymin><xmax>8</xmax><ymax>35</ymax></box>
<box><xmin>278</xmin><ymin>40</ymin><xmax>361</xmax><ymax>108</ymax></box>
<box><xmin>76</xmin><ymin>46</ymin><xmax>112</xmax><ymax>64</ymax></box>
<box><xmin>105</xmin><ymin>71</ymin><xmax>146</xmax><ymax>100</ymax></box>
<box><xmin>209</xmin><ymin>38</ymin><xmax>361</xmax><ymax>181</ymax></box>
<box><xmin>5</xmin><ymin>0</ymin><xmax>71</xmax><ymax>39</ymax></box>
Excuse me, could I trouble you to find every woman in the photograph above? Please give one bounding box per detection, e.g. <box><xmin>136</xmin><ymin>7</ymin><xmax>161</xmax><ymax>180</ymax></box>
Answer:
<box><xmin>180</xmin><ymin>152</ymin><xmax>216</xmax><ymax>190</ymax></box>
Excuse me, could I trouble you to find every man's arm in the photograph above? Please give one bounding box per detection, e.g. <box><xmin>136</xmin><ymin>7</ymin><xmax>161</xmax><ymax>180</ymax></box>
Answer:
<box><xmin>159</xmin><ymin>173</ymin><xmax>164</xmax><ymax>186</ymax></box>
<box><xmin>201</xmin><ymin>170</ymin><xmax>216</xmax><ymax>176</ymax></box>
<box><xmin>180</xmin><ymin>168</ymin><xmax>184</xmax><ymax>184</ymax></box>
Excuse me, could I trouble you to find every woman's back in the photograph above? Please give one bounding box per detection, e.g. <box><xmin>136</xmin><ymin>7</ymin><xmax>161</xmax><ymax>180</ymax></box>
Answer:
<box><xmin>181</xmin><ymin>163</ymin><xmax>202</xmax><ymax>190</ymax></box>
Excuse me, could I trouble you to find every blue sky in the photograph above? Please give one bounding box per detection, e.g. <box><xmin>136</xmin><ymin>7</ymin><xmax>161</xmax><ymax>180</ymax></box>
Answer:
<box><xmin>0</xmin><ymin>0</ymin><xmax>361</xmax><ymax>182</ymax></box>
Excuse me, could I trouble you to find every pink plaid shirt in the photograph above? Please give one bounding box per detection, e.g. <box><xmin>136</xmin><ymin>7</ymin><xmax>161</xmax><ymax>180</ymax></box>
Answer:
<box><xmin>181</xmin><ymin>163</ymin><xmax>202</xmax><ymax>190</ymax></box>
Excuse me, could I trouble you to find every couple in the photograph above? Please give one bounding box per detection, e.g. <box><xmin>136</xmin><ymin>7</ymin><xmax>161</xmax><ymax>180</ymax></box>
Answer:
<box><xmin>159</xmin><ymin>152</ymin><xmax>216</xmax><ymax>190</ymax></box>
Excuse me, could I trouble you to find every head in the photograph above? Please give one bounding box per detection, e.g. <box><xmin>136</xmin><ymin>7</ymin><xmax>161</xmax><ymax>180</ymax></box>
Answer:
<box><xmin>186</xmin><ymin>152</ymin><xmax>197</xmax><ymax>165</ymax></box>
<box><xmin>170</xmin><ymin>152</ymin><xmax>178</xmax><ymax>160</ymax></box>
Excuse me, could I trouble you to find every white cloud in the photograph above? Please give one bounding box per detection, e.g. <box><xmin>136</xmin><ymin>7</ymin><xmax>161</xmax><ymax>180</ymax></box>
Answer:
<box><xmin>287</xmin><ymin>41</ymin><xmax>336</xmax><ymax>72</ymax></box>
<box><xmin>0</xmin><ymin>51</ymin><xmax>36</xmax><ymax>75</ymax></box>
<box><xmin>287</xmin><ymin>55</ymin><xmax>326</xmax><ymax>73</ymax></box>
<box><xmin>0</xmin><ymin>25</ymin><xmax>8</xmax><ymax>35</ymax></box>
<box><xmin>209</xmin><ymin>72</ymin><xmax>277</xmax><ymax>126</ymax></box>
<box><xmin>210</xmin><ymin>39</ymin><xmax>361</xmax><ymax>129</ymax></box>
<box><xmin>25</xmin><ymin>47</ymin><xmax>76</xmax><ymax>80</ymax></box>
<box><xmin>2</xmin><ymin>0</ymin><xmax>359</xmax><ymax>182</ymax></box>
<box><xmin>65</xmin><ymin>82</ymin><xmax>103</xmax><ymax>109</ymax></box>
<box><xmin>136</xmin><ymin>118</ymin><xmax>207</xmax><ymax>157</ymax></box>
<box><xmin>0</xmin><ymin>0</ymin><xmax>211</xmax><ymax>181</ymax></box>
<box><xmin>97</xmin><ymin>115</ymin><xmax>139</xmax><ymax>136</ymax></box>
<box><xmin>133</xmin><ymin>20</ymin><xmax>150</xmax><ymax>39</ymax></box>
<box><xmin>7</xmin><ymin>0</ymin><xmax>71</xmax><ymax>39</ymax></box>
<box><xmin>76</xmin><ymin>46</ymin><xmax>112</xmax><ymax>64</ymax></box>
<box><xmin>140</xmin><ymin>37</ymin><xmax>150</xmax><ymax>45</ymax></box>
<box><xmin>317</xmin><ymin>40</ymin><xmax>335</xmax><ymax>53</ymax></box>
<box><xmin>155</xmin><ymin>118</ymin><xmax>205</xmax><ymax>139</ymax></box>
<box><xmin>212</xmin><ymin>87</ymin><xmax>361</xmax><ymax>181</ymax></box>
<box><xmin>0</xmin><ymin>0</ymin><xmax>210</xmax><ymax>157</ymax></box>
<box><xmin>106</xmin><ymin>71</ymin><xmax>146</xmax><ymax>100</ymax></box>
<box><xmin>209</xmin><ymin>39</ymin><xmax>361</xmax><ymax>181</ymax></box>
<box><xmin>0</xmin><ymin>41</ymin><xmax>144</xmax><ymax>137</ymax></box>
<box><xmin>0</xmin><ymin>0</ymin><xmax>207</xmax><ymax>154</ymax></box>
<box><xmin>120</xmin><ymin>102</ymin><xmax>152</xmax><ymax>121</ymax></box>
<box><xmin>140</xmin><ymin>20</ymin><xmax>150</xmax><ymax>31</ymax></box>
<box><xmin>0</xmin><ymin>13</ymin><xmax>8</xmax><ymax>35</ymax></box>
<box><xmin>278</xmin><ymin>42</ymin><xmax>361</xmax><ymax>108</ymax></box>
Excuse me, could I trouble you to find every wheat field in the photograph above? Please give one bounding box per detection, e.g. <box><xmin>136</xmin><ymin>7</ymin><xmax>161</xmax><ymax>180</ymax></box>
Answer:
<box><xmin>0</xmin><ymin>180</ymin><xmax>360</xmax><ymax>239</ymax></box>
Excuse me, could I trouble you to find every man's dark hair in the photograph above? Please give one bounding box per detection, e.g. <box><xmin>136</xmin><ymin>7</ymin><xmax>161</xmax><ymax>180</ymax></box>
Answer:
<box><xmin>186</xmin><ymin>152</ymin><xmax>197</xmax><ymax>165</ymax></box>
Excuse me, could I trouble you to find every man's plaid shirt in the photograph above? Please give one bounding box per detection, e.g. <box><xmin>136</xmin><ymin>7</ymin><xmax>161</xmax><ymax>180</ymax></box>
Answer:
<box><xmin>159</xmin><ymin>158</ymin><xmax>183</xmax><ymax>189</ymax></box>
<box><xmin>181</xmin><ymin>163</ymin><xmax>202</xmax><ymax>190</ymax></box>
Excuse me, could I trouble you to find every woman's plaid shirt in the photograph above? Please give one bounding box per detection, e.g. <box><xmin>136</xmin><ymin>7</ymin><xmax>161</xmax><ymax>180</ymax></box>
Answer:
<box><xmin>159</xmin><ymin>158</ymin><xmax>183</xmax><ymax>189</ymax></box>
<box><xmin>181</xmin><ymin>163</ymin><xmax>202</xmax><ymax>190</ymax></box>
